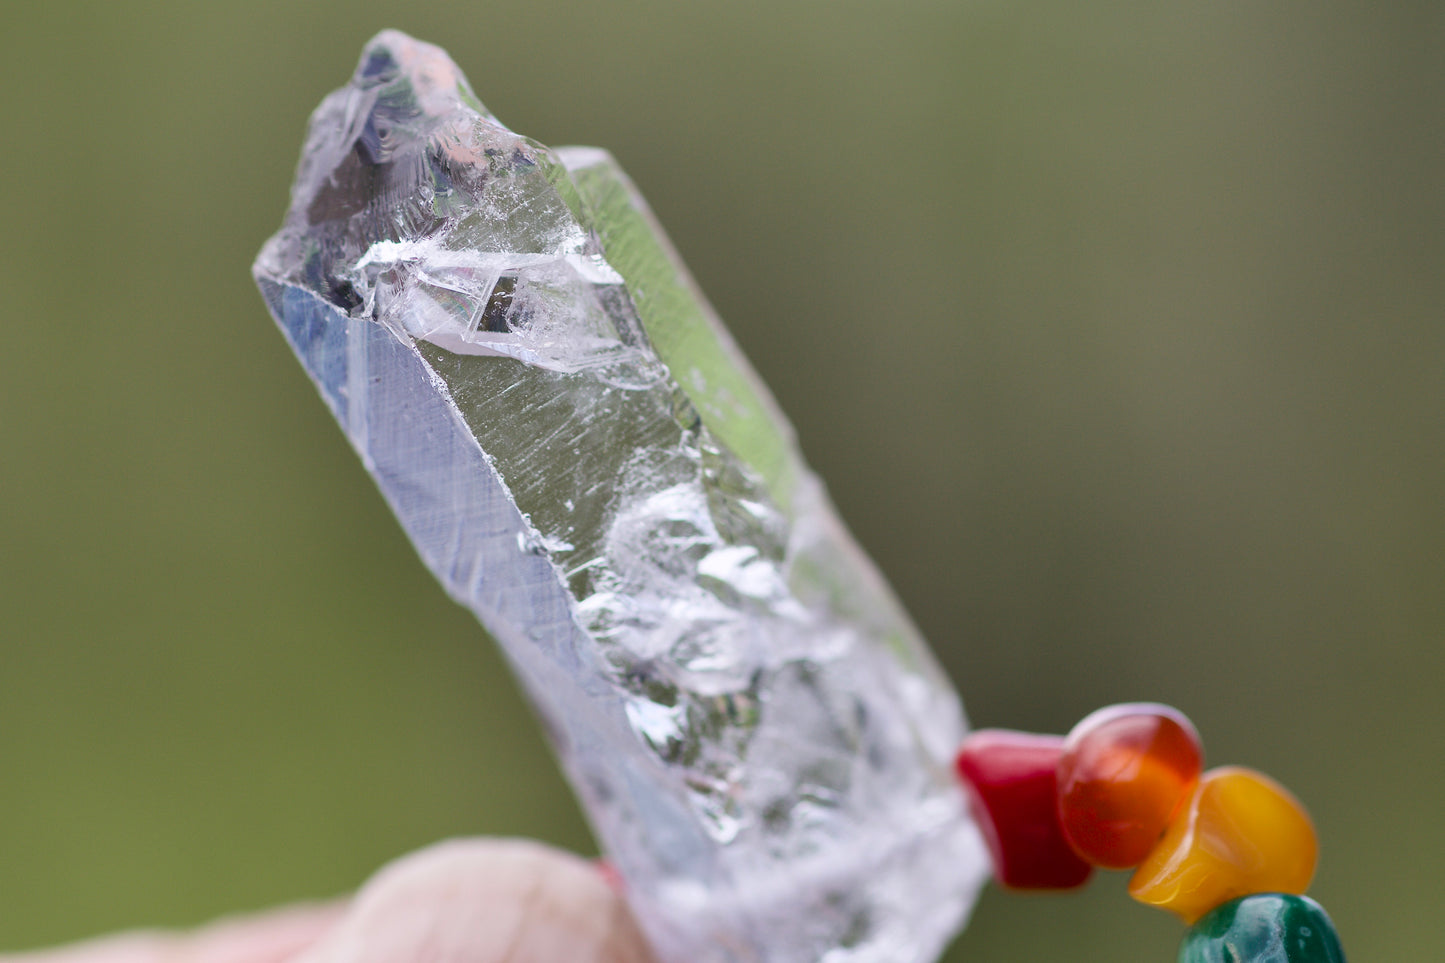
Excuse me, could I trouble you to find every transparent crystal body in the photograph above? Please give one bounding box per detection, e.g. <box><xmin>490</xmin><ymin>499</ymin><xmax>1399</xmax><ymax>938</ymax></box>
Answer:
<box><xmin>253</xmin><ymin>31</ymin><xmax>987</xmax><ymax>963</ymax></box>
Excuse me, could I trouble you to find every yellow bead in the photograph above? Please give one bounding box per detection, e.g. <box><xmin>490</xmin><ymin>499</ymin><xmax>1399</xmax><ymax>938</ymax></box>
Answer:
<box><xmin>1127</xmin><ymin>766</ymin><xmax>1317</xmax><ymax>924</ymax></box>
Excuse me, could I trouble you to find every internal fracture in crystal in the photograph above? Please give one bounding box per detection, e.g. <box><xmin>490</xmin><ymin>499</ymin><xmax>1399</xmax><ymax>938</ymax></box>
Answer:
<box><xmin>254</xmin><ymin>30</ymin><xmax>987</xmax><ymax>963</ymax></box>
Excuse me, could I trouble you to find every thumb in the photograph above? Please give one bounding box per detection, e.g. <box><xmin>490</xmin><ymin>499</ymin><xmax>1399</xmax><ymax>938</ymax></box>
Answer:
<box><xmin>294</xmin><ymin>838</ymin><xmax>657</xmax><ymax>963</ymax></box>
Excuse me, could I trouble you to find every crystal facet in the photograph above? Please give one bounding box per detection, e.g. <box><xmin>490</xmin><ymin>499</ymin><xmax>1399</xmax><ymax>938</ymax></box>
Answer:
<box><xmin>253</xmin><ymin>30</ymin><xmax>987</xmax><ymax>963</ymax></box>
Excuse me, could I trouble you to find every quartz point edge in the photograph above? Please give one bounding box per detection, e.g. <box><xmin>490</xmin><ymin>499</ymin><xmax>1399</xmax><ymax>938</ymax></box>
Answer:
<box><xmin>253</xmin><ymin>29</ymin><xmax>987</xmax><ymax>963</ymax></box>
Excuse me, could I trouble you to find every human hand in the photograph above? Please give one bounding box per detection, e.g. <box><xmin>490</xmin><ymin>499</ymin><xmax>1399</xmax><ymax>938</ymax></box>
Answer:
<box><xmin>0</xmin><ymin>839</ymin><xmax>657</xmax><ymax>963</ymax></box>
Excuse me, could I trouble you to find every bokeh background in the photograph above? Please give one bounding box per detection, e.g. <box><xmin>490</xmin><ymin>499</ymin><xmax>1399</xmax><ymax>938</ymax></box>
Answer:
<box><xmin>2</xmin><ymin>1</ymin><xmax>1440</xmax><ymax>959</ymax></box>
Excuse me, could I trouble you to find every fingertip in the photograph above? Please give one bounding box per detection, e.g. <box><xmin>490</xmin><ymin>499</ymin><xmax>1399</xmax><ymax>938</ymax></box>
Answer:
<box><xmin>298</xmin><ymin>837</ymin><xmax>658</xmax><ymax>963</ymax></box>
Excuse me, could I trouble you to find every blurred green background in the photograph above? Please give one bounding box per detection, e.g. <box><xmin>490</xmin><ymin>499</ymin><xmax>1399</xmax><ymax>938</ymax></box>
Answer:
<box><xmin>1</xmin><ymin>1</ymin><xmax>1440</xmax><ymax>959</ymax></box>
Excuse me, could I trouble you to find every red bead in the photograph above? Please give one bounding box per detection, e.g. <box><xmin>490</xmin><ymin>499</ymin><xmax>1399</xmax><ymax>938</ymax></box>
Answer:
<box><xmin>955</xmin><ymin>730</ymin><xmax>1094</xmax><ymax>890</ymax></box>
<box><xmin>1056</xmin><ymin>703</ymin><xmax>1203</xmax><ymax>869</ymax></box>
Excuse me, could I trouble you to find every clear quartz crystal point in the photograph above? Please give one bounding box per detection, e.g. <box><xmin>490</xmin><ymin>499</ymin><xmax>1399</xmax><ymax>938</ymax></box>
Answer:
<box><xmin>253</xmin><ymin>30</ymin><xmax>987</xmax><ymax>963</ymax></box>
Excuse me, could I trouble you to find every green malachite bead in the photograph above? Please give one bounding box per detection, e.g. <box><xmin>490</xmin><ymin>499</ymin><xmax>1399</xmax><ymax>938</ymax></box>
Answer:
<box><xmin>1179</xmin><ymin>894</ymin><xmax>1346</xmax><ymax>963</ymax></box>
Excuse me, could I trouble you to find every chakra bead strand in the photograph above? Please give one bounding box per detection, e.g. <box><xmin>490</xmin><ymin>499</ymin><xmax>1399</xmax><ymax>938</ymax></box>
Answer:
<box><xmin>952</xmin><ymin>703</ymin><xmax>1347</xmax><ymax>961</ymax></box>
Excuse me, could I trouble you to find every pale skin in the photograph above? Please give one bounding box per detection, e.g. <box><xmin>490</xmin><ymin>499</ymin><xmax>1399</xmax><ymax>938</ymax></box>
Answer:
<box><xmin>0</xmin><ymin>839</ymin><xmax>658</xmax><ymax>963</ymax></box>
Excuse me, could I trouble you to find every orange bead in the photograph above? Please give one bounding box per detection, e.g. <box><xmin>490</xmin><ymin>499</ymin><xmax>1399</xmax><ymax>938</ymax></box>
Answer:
<box><xmin>1056</xmin><ymin>702</ymin><xmax>1203</xmax><ymax>868</ymax></box>
<box><xmin>1128</xmin><ymin>766</ymin><xmax>1318</xmax><ymax>924</ymax></box>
